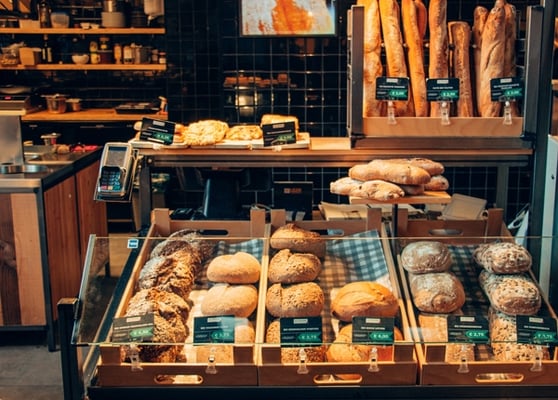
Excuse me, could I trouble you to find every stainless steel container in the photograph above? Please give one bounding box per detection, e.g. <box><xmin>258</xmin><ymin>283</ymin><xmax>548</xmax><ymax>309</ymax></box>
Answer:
<box><xmin>44</xmin><ymin>94</ymin><xmax>67</xmax><ymax>113</ymax></box>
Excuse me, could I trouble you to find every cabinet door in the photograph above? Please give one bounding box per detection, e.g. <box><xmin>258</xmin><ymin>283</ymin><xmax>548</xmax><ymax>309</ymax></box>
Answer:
<box><xmin>44</xmin><ymin>176</ymin><xmax>81</xmax><ymax>319</ymax></box>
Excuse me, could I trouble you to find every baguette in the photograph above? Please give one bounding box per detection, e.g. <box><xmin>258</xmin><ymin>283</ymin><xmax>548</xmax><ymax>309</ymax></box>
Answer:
<box><xmin>379</xmin><ymin>0</ymin><xmax>412</xmax><ymax>116</ymax></box>
<box><xmin>349</xmin><ymin>159</ymin><xmax>432</xmax><ymax>185</ymax></box>
<box><xmin>428</xmin><ymin>0</ymin><xmax>449</xmax><ymax>117</ymax></box>
<box><xmin>402</xmin><ymin>0</ymin><xmax>428</xmax><ymax>116</ymax></box>
<box><xmin>359</xmin><ymin>0</ymin><xmax>384</xmax><ymax>117</ymax></box>
<box><xmin>478</xmin><ymin>4</ymin><xmax>506</xmax><ymax>117</ymax></box>
<box><xmin>449</xmin><ymin>21</ymin><xmax>474</xmax><ymax>117</ymax></box>
<box><xmin>473</xmin><ymin>6</ymin><xmax>489</xmax><ymax>116</ymax></box>
<box><xmin>503</xmin><ymin>1</ymin><xmax>520</xmax><ymax>116</ymax></box>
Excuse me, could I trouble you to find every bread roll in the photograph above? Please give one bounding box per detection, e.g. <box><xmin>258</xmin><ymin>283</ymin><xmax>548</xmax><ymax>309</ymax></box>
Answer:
<box><xmin>265</xmin><ymin>319</ymin><xmax>326</xmax><ymax>363</ymax></box>
<box><xmin>402</xmin><ymin>0</ymin><xmax>428</xmax><ymax>116</ymax></box>
<box><xmin>201</xmin><ymin>283</ymin><xmax>259</xmax><ymax>318</ymax></box>
<box><xmin>265</xmin><ymin>282</ymin><xmax>325</xmax><ymax>318</ymax></box>
<box><xmin>268</xmin><ymin>249</ymin><xmax>322</xmax><ymax>284</ymax></box>
<box><xmin>400</xmin><ymin>241</ymin><xmax>453</xmax><ymax>273</ymax></box>
<box><xmin>428</xmin><ymin>0</ymin><xmax>449</xmax><ymax>117</ymax></box>
<box><xmin>270</xmin><ymin>223</ymin><xmax>326</xmax><ymax>259</ymax></box>
<box><xmin>479</xmin><ymin>270</ymin><xmax>541</xmax><ymax>315</ymax></box>
<box><xmin>206</xmin><ymin>251</ymin><xmax>261</xmax><ymax>284</ymax></box>
<box><xmin>408</xmin><ymin>272</ymin><xmax>465</xmax><ymax>313</ymax></box>
<box><xmin>473</xmin><ymin>242</ymin><xmax>532</xmax><ymax>274</ymax></box>
<box><xmin>449</xmin><ymin>21</ymin><xmax>474</xmax><ymax>117</ymax></box>
<box><xmin>349</xmin><ymin>159</ymin><xmax>432</xmax><ymax>185</ymax></box>
<box><xmin>331</xmin><ymin>281</ymin><xmax>399</xmax><ymax>322</ymax></box>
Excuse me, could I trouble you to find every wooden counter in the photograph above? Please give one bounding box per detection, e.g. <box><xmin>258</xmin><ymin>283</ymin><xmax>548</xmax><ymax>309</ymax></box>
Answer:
<box><xmin>21</xmin><ymin>108</ymin><xmax>166</xmax><ymax>123</ymax></box>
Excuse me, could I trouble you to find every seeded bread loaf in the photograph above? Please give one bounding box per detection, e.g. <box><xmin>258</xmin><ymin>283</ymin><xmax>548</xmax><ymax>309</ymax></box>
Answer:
<box><xmin>473</xmin><ymin>242</ymin><xmax>532</xmax><ymax>274</ymax></box>
<box><xmin>479</xmin><ymin>270</ymin><xmax>541</xmax><ymax>315</ymax></box>
<box><xmin>268</xmin><ymin>249</ymin><xmax>322</xmax><ymax>284</ymax></box>
<box><xmin>270</xmin><ymin>223</ymin><xmax>326</xmax><ymax>259</ymax></box>
<box><xmin>265</xmin><ymin>282</ymin><xmax>325</xmax><ymax>318</ymax></box>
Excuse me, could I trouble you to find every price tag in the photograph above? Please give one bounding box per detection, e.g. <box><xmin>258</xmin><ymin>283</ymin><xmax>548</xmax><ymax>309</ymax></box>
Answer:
<box><xmin>139</xmin><ymin>117</ymin><xmax>176</xmax><ymax>145</ymax></box>
<box><xmin>280</xmin><ymin>317</ymin><xmax>323</xmax><ymax>347</ymax></box>
<box><xmin>426</xmin><ymin>78</ymin><xmax>460</xmax><ymax>102</ymax></box>
<box><xmin>516</xmin><ymin>315</ymin><xmax>558</xmax><ymax>345</ymax></box>
<box><xmin>447</xmin><ymin>315</ymin><xmax>489</xmax><ymax>344</ymax></box>
<box><xmin>352</xmin><ymin>316</ymin><xmax>395</xmax><ymax>344</ymax></box>
<box><xmin>375</xmin><ymin>77</ymin><xmax>409</xmax><ymax>101</ymax></box>
<box><xmin>261</xmin><ymin>121</ymin><xmax>296</xmax><ymax>147</ymax></box>
<box><xmin>193</xmin><ymin>315</ymin><xmax>236</xmax><ymax>344</ymax></box>
<box><xmin>112</xmin><ymin>313</ymin><xmax>155</xmax><ymax>343</ymax></box>
<box><xmin>490</xmin><ymin>77</ymin><xmax>523</xmax><ymax>102</ymax></box>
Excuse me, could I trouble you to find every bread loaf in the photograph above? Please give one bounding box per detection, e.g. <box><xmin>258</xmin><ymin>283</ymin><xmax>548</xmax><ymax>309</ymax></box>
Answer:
<box><xmin>261</xmin><ymin>114</ymin><xmax>299</xmax><ymax>132</ymax></box>
<box><xmin>479</xmin><ymin>270</ymin><xmax>541</xmax><ymax>315</ymax></box>
<box><xmin>503</xmin><ymin>1</ymin><xmax>520</xmax><ymax>117</ymax></box>
<box><xmin>206</xmin><ymin>251</ymin><xmax>261</xmax><ymax>284</ymax></box>
<box><xmin>268</xmin><ymin>248</ymin><xmax>322</xmax><ymax>284</ymax></box>
<box><xmin>349</xmin><ymin>159</ymin><xmax>432</xmax><ymax>185</ymax></box>
<box><xmin>225</xmin><ymin>124</ymin><xmax>263</xmax><ymax>140</ymax></box>
<box><xmin>402</xmin><ymin>0</ymin><xmax>428</xmax><ymax>116</ymax></box>
<box><xmin>346</xmin><ymin>179</ymin><xmax>405</xmax><ymax>201</ymax></box>
<box><xmin>201</xmin><ymin>283</ymin><xmax>259</xmax><ymax>318</ymax></box>
<box><xmin>384</xmin><ymin>157</ymin><xmax>445</xmax><ymax>176</ymax></box>
<box><xmin>137</xmin><ymin>253</ymin><xmax>197</xmax><ymax>299</ymax></box>
<box><xmin>428</xmin><ymin>0</ymin><xmax>449</xmax><ymax>117</ymax></box>
<box><xmin>329</xmin><ymin>177</ymin><xmax>364</xmax><ymax>196</ymax></box>
<box><xmin>473</xmin><ymin>242</ymin><xmax>532</xmax><ymax>274</ymax></box>
<box><xmin>408</xmin><ymin>272</ymin><xmax>465</xmax><ymax>313</ymax></box>
<box><xmin>400</xmin><ymin>241</ymin><xmax>453</xmax><ymax>273</ymax></box>
<box><xmin>399</xmin><ymin>184</ymin><xmax>425</xmax><ymax>196</ymax></box>
<box><xmin>265</xmin><ymin>319</ymin><xmax>326</xmax><ymax>363</ymax></box>
<box><xmin>424</xmin><ymin>175</ymin><xmax>449</xmax><ymax>191</ymax></box>
<box><xmin>331</xmin><ymin>281</ymin><xmax>399</xmax><ymax>322</ymax></box>
<box><xmin>270</xmin><ymin>223</ymin><xmax>326</xmax><ymax>258</ymax></box>
<box><xmin>449</xmin><ymin>21</ymin><xmax>474</xmax><ymax>117</ymax></box>
<box><xmin>473</xmin><ymin>6</ymin><xmax>489</xmax><ymax>116</ymax></box>
<box><xmin>266</xmin><ymin>282</ymin><xmax>325</xmax><ymax>318</ymax></box>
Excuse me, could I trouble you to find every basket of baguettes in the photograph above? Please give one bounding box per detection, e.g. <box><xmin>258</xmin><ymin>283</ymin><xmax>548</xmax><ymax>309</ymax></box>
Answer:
<box><xmin>355</xmin><ymin>0</ymin><xmax>523</xmax><ymax>137</ymax></box>
<box><xmin>394</xmin><ymin>207</ymin><xmax>558</xmax><ymax>385</ymax></box>
<box><xmin>95</xmin><ymin>208</ymin><xmax>269</xmax><ymax>387</ymax></box>
<box><xmin>256</xmin><ymin>208</ymin><xmax>418</xmax><ymax>386</ymax></box>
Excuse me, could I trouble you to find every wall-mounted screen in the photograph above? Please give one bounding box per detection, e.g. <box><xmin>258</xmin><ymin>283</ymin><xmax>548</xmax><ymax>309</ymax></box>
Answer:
<box><xmin>240</xmin><ymin>0</ymin><xmax>337</xmax><ymax>37</ymax></box>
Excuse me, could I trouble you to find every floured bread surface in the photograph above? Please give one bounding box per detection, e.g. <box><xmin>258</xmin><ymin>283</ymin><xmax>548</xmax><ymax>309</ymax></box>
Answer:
<box><xmin>408</xmin><ymin>272</ymin><xmax>465</xmax><ymax>313</ymax></box>
<box><xmin>400</xmin><ymin>241</ymin><xmax>453</xmax><ymax>273</ymax></box>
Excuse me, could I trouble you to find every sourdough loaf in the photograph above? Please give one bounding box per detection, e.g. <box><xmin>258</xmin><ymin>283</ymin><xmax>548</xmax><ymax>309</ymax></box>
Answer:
<box><xmin>408</xmin><ymin>272</ymin><xmax>465</xmax><ymax>313</ymax></box>
<box><xmin>400</xmin><ymin>241</ymin><xmax>453</xmax><ymax>273</ymax></box>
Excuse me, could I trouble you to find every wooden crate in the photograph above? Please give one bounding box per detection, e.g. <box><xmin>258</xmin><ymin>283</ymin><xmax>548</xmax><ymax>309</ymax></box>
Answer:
<box><xmin>256</xmin><ymin>209</ymin><xmax>418</xmax><ymax>386</ymax></box>
<box><xmin>394</xmin><ymin>209</ymin><xmax>558</xmax><ymax>385</ymax></box>
<box><xmin>96</xmin><ymin>208</ymin><xmax>268</xmax><ymax>387</ymax></box>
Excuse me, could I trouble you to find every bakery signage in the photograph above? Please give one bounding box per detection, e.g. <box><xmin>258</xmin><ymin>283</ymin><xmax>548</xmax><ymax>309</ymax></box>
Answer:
<box><xmin>447</xmin><ymin>315</ymin><xmax>489</xmax><ymax>344</ymax></box>
<box><xmin>351</xmin><ymin>316</ymin><xmax>395</xmax><ymax>344</ymax></box>
<box><xmin>490</xmin><ymin>77</ymin><xmax>523</xmax><ymax>102</ymax></box>
<box><xmin>261</xmin><ymin>121</ymin><xmax>297</xmax><ymax>147</ymax></box>
<box><xmin>375</xmin><ymin>77</ymin><xmax>409</xmax><ymax>100</ymax></box>
<box><xmin>193</xmin><ymin>315</ymin><xmax>236</xmax><ymax>344</ymax></box>
<box><xmin>139</xmin><ymin>117</ymin><xmax>176</xmax><ymax>145</ymax></box>
<box><xmin>112</xmin><ymin>313</ymin><xmax>155</xmax><ymax>342</ymax></box>
<box><xmin>426</xmin><ymin>78</ymin><xmax>460</xmax><ymax>102</ymax></box>
<box><xmin>515</xmin><ymin>315</ymin><xmax>558</xmax><ymax>345</ymax></box>
<box><xmin>280</xmin><ymin>317</ymin><xmax>323</xmax><ymax>347</ymax></box>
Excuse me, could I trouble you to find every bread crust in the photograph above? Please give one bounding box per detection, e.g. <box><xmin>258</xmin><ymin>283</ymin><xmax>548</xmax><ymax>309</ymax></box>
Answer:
<box><xmin>400</xmin><ymin>241</ymin><xmax>453</xmax><ymax>273</ymax></box>
<box><xmin>479</xmin><ymin>270</ymin><xmax>541</xmax><ymax>315</ymax></box>
<box><xmin>449</xmin><ymin>21</ymin><xmax>474</xmax><ymax>117</ymax></box>
<box><xmin>268</xmin><ymin>248</ymin><xmax>322</xmax><ymax>284</ymax></box>
<box><xmin>331</xmin><ymin>281</ymin><xmax>399</xmax><ymax>322</ymax></box>
<box><xmin>201</xmin><ymin>283</ymin><xmax>259</xmax><ymax>318</ymax></box>
<box><xmin>349</xmin><ymin>159</ymin><xmax>432</xmax><ymax>185</ymax></box>
<box><xmin>206</xmin><ymin>251</ymin><xmax>261</xmax><ymax>284</ymax></box>
<box><xmin>473</xmin><ymin>6</ymin><xmax>489</xmax><ymax>116</ymax></box>
<box><xmin>265</xmin><ymin>282</ymin><xmax>325</xmax><ymax>317</ymax></box>
<box><xmin>428</xmin><ymin>0</ymin><xmax>449</xmax><ymax>117</ymax></box>
<box><xmin>270</xmin><ymin>223</ymin><xmax>326</xmax><ymax>258</ymax></box>
<box><xmin>473</xmin><ymin>242</ymin><xmax>532</xmax><ymax>274</ymax></box>
<box><xmin>408</xmin><ymin>272</ymin><xmax>465</xmax><ymax>313</ymax></box>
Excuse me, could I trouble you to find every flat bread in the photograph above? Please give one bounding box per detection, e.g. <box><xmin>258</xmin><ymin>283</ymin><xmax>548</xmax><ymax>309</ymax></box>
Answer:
<box><xmin>184</xmin><ymin>120</ymin><xmax>229</xmax><ymax>146</ymax></box>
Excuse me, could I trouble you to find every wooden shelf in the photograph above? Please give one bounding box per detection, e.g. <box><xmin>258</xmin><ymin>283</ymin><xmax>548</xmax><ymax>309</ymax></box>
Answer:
<box><xmin>0</xmin><ymin>27</ymin><xmax>165</xmax><ymax>35</ymax></box>
<box><xmin>1</xmin><ymin>63</ymin><xmax>166</xmax><ymax>71</ymax></box>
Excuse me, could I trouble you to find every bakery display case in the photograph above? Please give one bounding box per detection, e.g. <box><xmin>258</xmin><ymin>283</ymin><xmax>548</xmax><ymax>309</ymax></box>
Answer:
<box><xmin>58</xmin><ymin>206</ymin><xmax>558</xmax><ymax>399</ymax></box>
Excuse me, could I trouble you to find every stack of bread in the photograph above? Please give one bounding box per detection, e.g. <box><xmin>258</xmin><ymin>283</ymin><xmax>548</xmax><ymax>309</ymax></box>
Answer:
<box><xmin>359</xmin><ymin>0</ymin><xmax>518</xmax><ymax>118</ymax></box>
<box><xmin>474</xmin><ymin>242</ymin><xmax>549</xmax><ymax>361</ymax></box>
<box><xmin>330</xmin><ymin>157</ymin><xmax>448</xmax><ymax>201</ymax></box>
<box><xmin>120</xmin><ymin>229</ymin><xmax>214</xmax><ymax>363</ymax></box>
<box><xmin>265</xmin><ymin>223</ymin><xmax>327</xmax><ymax>363</ymax></box>
<box><xmin>196</xmin><ymin>251</ymin><xmax>262</xmax><ymax>363</ymax></box>
<box><xmin>327</xmin><ymin>281</ymin><xmax>401</xmax><ymax>362</ymax></box>
<box><xmin>400</xmin><ymin>240</ymin><xmax>470</xmax><ymax>362</ymax></box>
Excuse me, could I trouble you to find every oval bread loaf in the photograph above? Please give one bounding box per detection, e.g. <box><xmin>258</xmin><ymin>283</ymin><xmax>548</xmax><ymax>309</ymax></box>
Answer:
<box><xmin>270</xmin><ymin>223</ymin><xmax>326</xmax><ymax>258</ymax></box>
<box><xmin>408</xmin><ymin>272</ymin><xmax>465</xmax><ymax>313</ymax></box>
<box><xmin>473</xmin><ymin>242</ymin><xmax>532</xmax><ymax>274</ymax></box>
<box><xmin>265</xmin><ymin>282</ymin><xmax>325</xmax><ymax>317</ymax></box>
<box><xmin>268</xmin><ymin>248</ymin><xmax>322</xmax><ymax>284</ymax></box>
<box><xmin>400</xmin><ymin>241</ymin><xmax>453</xmax><ymax>274</ymax></box>
<box><xmin>206</xmin><ymin>251</ymin><xmax>261</xmax><ymax>284</ymax></box>
<box><xmin>331</xmin><ymin>281</ymin><xmax>399</xmax><ymax>322</ymax></box>
<box><xmin>201</xmin><ymin>283</ymin><xmax>258</xmax><ymax>318</ymax></box>
<box><xmin>479</xmin><ymin>270</ymin><xmax>541</xmax><ymax>315</ymax></box>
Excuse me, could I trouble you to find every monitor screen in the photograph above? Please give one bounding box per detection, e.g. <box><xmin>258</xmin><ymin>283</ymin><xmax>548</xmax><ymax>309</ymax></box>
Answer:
<box><xmin>240</xmin><ymin>0</ymin><xmax>337</xmax><ymax>37</ymax></box>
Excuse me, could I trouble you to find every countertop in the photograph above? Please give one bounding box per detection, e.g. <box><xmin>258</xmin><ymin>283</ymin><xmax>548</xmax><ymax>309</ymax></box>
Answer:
<box><xmin>21</xmin><ymin>108</ymin><xmax>167</xmax><ymax>123</ymax></box>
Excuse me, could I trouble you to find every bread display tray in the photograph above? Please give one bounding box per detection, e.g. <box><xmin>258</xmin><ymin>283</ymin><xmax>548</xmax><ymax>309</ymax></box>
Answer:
<box><xmin>256</xmin><ymin>209</ymin><xmax>417</xmax><ymax>386</ymax></box>
<box><xmin>393</xmin><ymin>208</ymin><xmax>558</xmax><ymax>385</ymax></box>
<box><xmin>96</xmin><ymin>208</ymin><xmax>268</xmax><ymax>387</ymax></box>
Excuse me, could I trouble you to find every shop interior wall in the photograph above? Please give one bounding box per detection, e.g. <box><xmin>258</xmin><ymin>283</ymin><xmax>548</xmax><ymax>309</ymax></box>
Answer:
<box><xmin>163</xmin><ymin>0</ymin><xmax>536</xmax><ymax>222</ymax></box>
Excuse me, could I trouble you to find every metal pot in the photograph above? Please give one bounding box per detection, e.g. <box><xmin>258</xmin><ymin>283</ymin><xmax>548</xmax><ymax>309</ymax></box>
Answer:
<box><xmin>44</xmin><ymin>94</ymin><xmax>67</xmax><ymax>113</ymax></box>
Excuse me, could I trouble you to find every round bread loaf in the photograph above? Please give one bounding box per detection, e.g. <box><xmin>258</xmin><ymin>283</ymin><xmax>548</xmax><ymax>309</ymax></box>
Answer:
<box><xmin>268</xmin><ymin>249</ymin><xmax>322</xmax><ymax>284</ymax></box>
<box><xmin>137</xmin><ymin>254</ymin><xmax>197</xmax><ymax>299</ymax></box>
<box><xmin>265</xmin><ymin>282</ymin><xmax>324</xmax><ymax>318</ymax></box>
<box><xmin>331</xmin><ymin>281</ymin><xmax>399</xmax><ymax>322</ymax></box>
<box><xmin>206</xmin><ymin>251</ymin><xmax>261</xmax><ymax>284</ymax></box>
<box><xmin>400</xmin><ymin>241</ymin><xmax>453</xmax><ymax>274</ymax></box>
<box><xmin>473</xmin><ymin>242</ymin><xmax>532</xmax><ymax>274</ymax></box>
<box><xmin>408</xmin><ymin>272</ymin><xmax>466</xmax><ymax>313</ymax></box>
<box><xmin>201</xmin><ymin>283</ymin><xmax>258</xmax><ymax>318</ymax></box>
<box><xmin>479</xmin><ymin>270</ymin><xmax>541</xmax><ymax>315</ymax></box>
<box><xmin>270</xmin><ymin>223</ymin><xmax>326</xmax><ymax>258</ymax></box>
<box><xmin>265</xmin><ymin>319</ymin><xmax>326</xmax><ymax>363</ymax></box>
<box><xmin>326</xmin><ymin>324</ymin><xmax>403</xmax><ymax>363</ymax></box>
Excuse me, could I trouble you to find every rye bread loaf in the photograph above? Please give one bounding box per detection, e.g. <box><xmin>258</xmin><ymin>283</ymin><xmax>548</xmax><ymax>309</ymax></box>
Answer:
<box><xmin>268</xmin><ymin>248</ymin><xmax>322</xmax><ymax>284</ymax></box>
<box><xmin>331</xmin><ymin>281</ymin><xmax>399</xmax><ymax>322</ymax></box>
<box><xmin>400</xmin><ymin>241</ymin><xmax>453</xmax><ymax>274</ymax></box>
<box><xmin>408</xmin><ymin>272</ymin><xmax>465</xmax><ymax>313</ymax></box>
<box><xmin>265</xmin><ymin>282</ymin><xmax>325</xmax><ymax>318</ymax></box>
<box><xmin>479</xmin><ymin>270</ymin><xmax>541</xmax><ymax>315</ymax></box>
<box><xmin>137</xmin><ymin>253</ymin><xmax>197</xmax><ymax>299</ymax></box>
